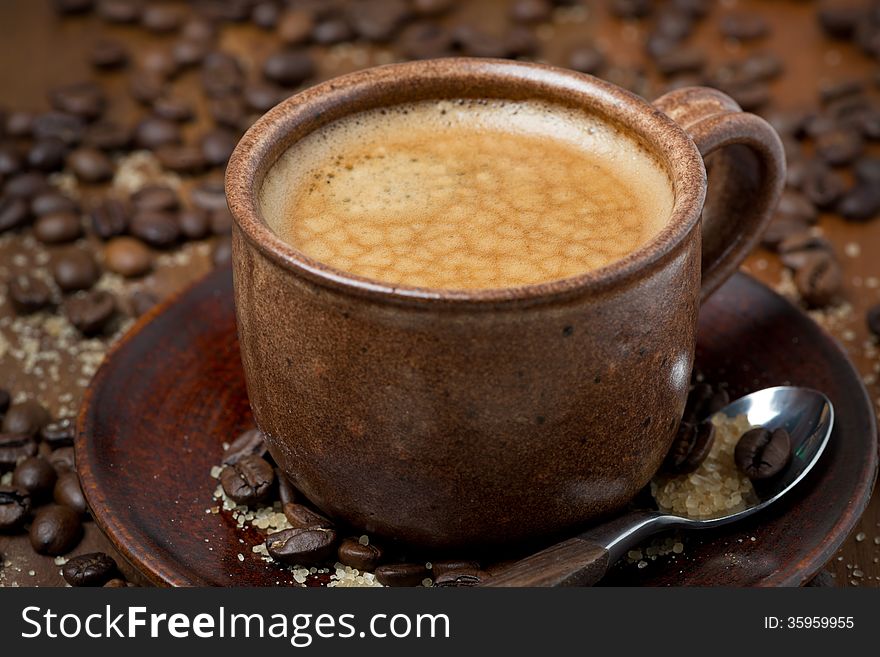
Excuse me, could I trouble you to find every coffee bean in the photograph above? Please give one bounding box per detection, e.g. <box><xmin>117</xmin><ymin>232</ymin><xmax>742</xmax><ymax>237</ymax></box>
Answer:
<box><xmin>130</xmin><ymin>210</ymin><xmax>180</xmax><ymax>248</ymax></box>
<box><xmin>54</xmin><ymin>472</ymin><xmax>88</xmax><ymax>514</ymax></box>
<box><xmin>30</xmin><ymin>504</ymin><xmax>83</xmax><ymax>555</ymax></box>
<box><xmin>433</xmin><ymin>568</ymin><xmax>488</xmax><ymax>587</ymax></box>
<box><xmin>155</xmin><ymin>144</ymin><xmax>206</xmax><ymax>173</ymax></box>
<box><xmin>129</xmin><ymin>70</ymin><xmax>167</xmax><ymax>105</ymax></box>
<box><xmin>431</xmin><ymin>560</ymin><xmax>481</xmax><ymax>577</ymax></box>
<box><xmin>0</xmin><ymin>389</ymin><xmax>9</xmax><ymax>415</ymax></box>
<box><xmin>397</xmin><ymin>22</ymin><xmax>453</xmax><ymax>59</ymax></box>
<box><xmin>734</xmin><ymin>426</ymin><xmax>791</xmax><ymax>479</ymax></box>
<box><xmin>855</xmin><ymin>157</ymin><xmax>880</xmax><ymax>184</ymax></box>
<box><xmin>0</xmin><ymin>433</ymin><xmax>38</xmax><ymax>472</ymax></box>
<box><xmin>794</xmin><ymin>251</ymin><xmax>842</xmax><ymax>308</ymax></box>
<box><xmin>263</xmin><ymin>51</ymin><xmax>315</xmax><ymax>87</ymax></box>
<box><xmin>312</xmin><ymin>18</ymin><xmax>354</xmax><ymax>45</ymax></box>
<box><xmin>172</xmin><ymin>38</ymin><xmax>211</xmax><ymax>68</ymax></box>
<box><xmin>90</xmin><ymin>197</ymin><xmax>130</xmax><ymax>239</ymax></box>
<box><xmin>837</xmin><ymin>182</ymin><xmax>880</xmax><ymax>221</ymax></box>
<box><xmin>152</xmin><ymin>96</ymin><xmax>195</xmax><ymax>123</ymax></box>
<box><xmin>83</xmin><ymin>120</ymin><xmax>133</xmax><ymax>151</ymax></box>
<box><xmin>0</xmin><ymin>143</ymin><xmax>23</xmax><ymax>176</ymax></box>
<box><xmin>141</xmin><ymin>4</ymin><xmax>183</xmax><ymax>33</ymax></box>
<box><xmin>200</xmin><ymin>129</ymin><xmax>237</xmax><ymax>167</ymax></box>
<box><xmin>266</xmin><ymin>527</ymin><xmax>338</xmax><ymax>566</ymax></box>
<box><xmin>510</xmin><ymin>0</ymin><xmax>552</xmax><ymax>24</ymax></box>
<box><xmin>212</xmin><ymin>237</ymin><xmax>232</xmax><ymax>267</ymax></box>
<box><xmin>719</xmin><ymin>11</ymin><xmax>769</xmax><ymax>41</ymax></box>
<box><xmin>253</xmin><ymin>2</ymin><xmax>281</xmax><ymax>29</ymax></box>
<box><xmin>243</xmin><ymin>83</ymin><xmax>285</xmax><ymax>113</ymax></box>
<box><xmin>190</xmin><ymin>179</ymin><xmax>227</xmax><ymax>211</ymax></box>
<box><xmin>97</xmin><ymin>0</ymin><xmax>142</xmax><ymax>23</ymax></box>
<box><xmin>52</xmin><ymin>249</ymin><xmax>100</xmax><ymax>292</ymax></box>
<box><xmin>31</xmin><ymin>191</ymin><xmax>78</xmax><ymax>217</ymax></box>
<box><xmin>4</xmin><ymin>171</ymin><xmax>50</xmax><ymax>199</ymax></box>
<box><xmin>656</xmin><ymin>47</ymin><xmax>706</xmax><ymax>76</ymax></box>
<box><xmin>815</xmin><ymin>128</ymin><xmax>864</xmax><ymax>167</ymax></box>
<box><xmin>40</xmin><ymin>417</ymin><xmax>75</xmax><ymax>448</ymax></box>
<box><xmin>778</xmin><ymin>232</ymin><xmax>832</xmax><ymax>269</ymax></box>
<box><xmin>348</xmin><ymin>0</ymin><xmax>411</xmax><ymax>42</ymax></box>
<box><xmin>776</xmin><ymin>189</ymin><xmax>819</xmax><ymax>225</ymax></box>
<box><xmin>5</xmin><ymin>111</ymin><xmax>34</xmax><ymax>138</ymax></box>
<box><xmin>13</xmin><ymin>456</ymin><xmax>57</xmax><ymax>500</ymax></box>
<box><xmin>62</xmin><ymin>552</ymin><xmax>117</xmax><ymax>586</ymax></box>
<box><xmin>278</xmin><ymin>9</ymin><xmax>313</xmax><ymax>45</ymax></box>
<box><xmin>132</xmin><ymin>184</ymin><xmax>179</xmax><ymax>212</ymax></box>
<box><xmin>663</xmin><ymin>420</ymin><xmax>715</xmax><ymax>474</ymax></box>
<box><xmin>277</xmin><ymin>469</ymin><xmax>297</xmax><ymax>505</ymax></box>
<box><xmin>375</xmin><ymin>563</ymin><xmax>429</xmax><ymax>587</ymax></box>
<box><xmin>135</xmin><ymin>116</ymin><xmax>182</xmax><ymax>150</ymax></box>
<box><xmin>89</xmin><ymin>39</ymin><xmax>129</xmax><ymax>69</ymax></box>
<box><xmin>130</xmin><ymin>289</ymin><xmax>158</xmax><ymax>317</ymax></box>
<box><xmin>33</xmin><ymin>112</ymin><xmax>84</xmax><ymax>145</ymax></box>
<box><xmin>27</xmin><ymin>138</ymin><xmax>68</xmax><ymax>172</ymax></box>
<box><xmin>178</xmin><ymin>208</ymin><xmax>211</xmax><ymax>240</ymax></box>
<box><xmin>103</xmin><ymin>578</ymin><xmax>129</xmax><ymax>587</ymax></box>
<box><xmin>64</xmin><ymin>290</ymin><xmax>116</xmax><ymax>335</ymax></box>
<box><xmin>0</xmin><ymin>197</ymin><xmax>29</xmax><ymax>233</ymax></box>
<box><xmin>818</xmin><ymin>4</ymin><xmax>864</xmax><ymax>39</ymax></box>
<box><xmin>337</xmin><ymin>537</ymin><xmax>384</xmax><ymax>572</ymax></box>
<box><xmin>282</xmin><ymin>502</ymin><xmax>334</xmax><ymax>529</ymax></box>
<box><xmin>453</xmin><ymin>25</ymin><xmax>509</xmax><ymax>58</ymax></box>
<box><xmin>50</xmin><ymin>81</ymin><xmax>105</xmax><ymax>120</ymax></box>
<box><xmin>3</xmin><ymin>400</ymin><xmax>51</xmax><ymax>436</ymax></box>
<box><xmin>104</xmin><ymin>237</ymin><xmax>153</xmax><ymax>278</ymax></box>
<box><xmin>8</xmin><ymin>275</ymin><xmax>52</xmax><ymax>314</ymax></box>
<box><xmin>802</xmin><ymin>160</ymin><xmax>845</xmax><ymax>208</ymax></box>
<box><xmin>50</xmin><ymin>446</ymin><xmax>76</xmax><ymax>474</ymax></box>
<box><xmin>140</xmin><ymin>47</ymin><xmax>180</xmax><ymax>79</ymax></box>
<box><xmin>209</xmin><ymin>96</ymin><xmax>247</xmax><ymax>129</ymax></box>
<box><xmin>610</xmin><ymin>0</ymin><xmax>652</xmax><ymax>19</ymax></box>
<box><xmin>0</xmin><ymin>486</ymin><xmax>31</xmax><ymax>531</ymax></box>
<box><xmin>68</xmin><ymin>147</ymin><xmax>115</xmax><ymax>183</ymax></box>
<box><xmin>201</xmin><ymin>52</ymin><xmax>245</xmax><ymax>98</ymax></box>
<box><xmin>219</xmin><ymin>454</ymin><xmax>275</xmax><ymax>505</ymax></box>
<box><xmin>412</xmin><ymin>0</ymin><xmax>455</xmax><ymax>16</ymax></box>
<box><xmin>222</xmin><ymin>428</ymin><xmax>267</xmax><ymax>465</ymax></box>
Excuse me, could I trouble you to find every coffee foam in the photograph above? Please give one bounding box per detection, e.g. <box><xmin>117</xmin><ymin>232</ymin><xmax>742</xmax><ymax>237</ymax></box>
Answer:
<box><xmin>260</xmin><ymin>99</ymin><xmax>674</xmax><ymax>290</ymax></box>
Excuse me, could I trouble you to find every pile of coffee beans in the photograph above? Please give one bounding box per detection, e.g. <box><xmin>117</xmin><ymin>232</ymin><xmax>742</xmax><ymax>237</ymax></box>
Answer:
<box><xmin>217</xmin><ymin>428</ymin><xmax>489</xmax><ymax>586</ymax></box>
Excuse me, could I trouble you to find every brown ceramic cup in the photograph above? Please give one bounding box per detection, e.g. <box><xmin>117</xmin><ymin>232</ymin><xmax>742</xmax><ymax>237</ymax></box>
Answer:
<box><xmin>226</xmin><ymin>58</ymin><xmax>784</xmax><ymax>550</ymax></box>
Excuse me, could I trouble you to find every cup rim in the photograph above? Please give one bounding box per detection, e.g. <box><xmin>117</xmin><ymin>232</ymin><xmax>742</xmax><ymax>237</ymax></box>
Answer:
<box><xmin>226</xmin><ymin>57</ymin><xmax>707</xmax><ymax>306</ymax></box>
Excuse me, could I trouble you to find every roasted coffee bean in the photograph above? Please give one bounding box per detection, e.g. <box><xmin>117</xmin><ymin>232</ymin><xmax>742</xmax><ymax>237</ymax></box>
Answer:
<box><xmin>200</xmin><ymin>129</ymin><xmax>237</xmax><ymax>167</ymax></box>
<box><xmin>794</xmin><ymin>251</ymin><xmax>842</xmax><ymax>308</ymax></box>
<box><xmin>0</xmin><ymin>389</ymin><xmax>9</xmax><ymax>415</ymax></box>
<box><xmin>130</xmin><ymin>210</ymin><xmax>180</xmax><ymax>248</ymax></box>
<box><xmin>155</xmin><ymin>144</ymin><xmax>206</xmax><ymax>173</ymax></box>
<box><xmin>104</xmin><ymin>237</ymin><xmax>153</xmax><ymax>278</ymax></box>
<box><xmin>52</xmin><ymin>249</ymin><xmax>100</xmax><ymax>292</ymax></box>
<box><xmin>13</xmin><ymin>456</ymin><xmax>57</xmax><ymax>500</ymax></box>
<box><xmin>509</xmin><ymin>0</ymin><xmax>552</xmax><ymax>24</ymax></box>
<box><xmin>776</xmin><ymin>189</ymin><xmax>818</xmax><ymax>225</ymax></box>
<box><xmin>734</xmin><ymin>426</ymin><xmax>791</xmax><ymax>479</ymax></box>
<box><xmin>222</xmin><ymin>428</ymin><xmax>267</xmax><ymax>465</ymax></box>
<box><xmin>132</xmin><ymin>184</ymin><xmax>179</xmax><ymax>212</ymax></box>
<box><xmin>178</xmin><ymin>208</ymin><xmax>211</xmax><ymax>240</ymax></box>
<box><xmin>433</xmin><ymin>568</ymin><xmax>488</xmax><ymax>587</ymax></box>
<box><xmin>3</xmin><ymin>400</ymin><xmax>51</xmax><ymax>436</ymax></box>
<box><xmin>412</xmin><ymin>0</ymin><xmax>455</xmax><ymax>16</ymax></box>
<box><xmin>141</xmin><ymin>4</ymin><xmax>183</xmax><ymax>32</ymax></box>
<box><xmin>375</xmin><ymin>563</ymin><xmax>430</xmax><ymax>587</ymax></box>
<box><xmin>34</xmin><ymin>211</ymin><xmax>82</xmax><ymax>245</ymax></box>
<box><xmin>397</xmin><ymin>22</ymin><xmax>453</xmax><ymax>59</ymax></box>
<box><xmin>253</xmin><ymin>2</ymin><xmax>281</xmax><ymax>29</ymax></box>
<box><xmin>266</xmin><ymin>527</ymin><xmax>338</xmax><ymax>566</ymax></box>
<box><xmin>5</xmin><ymin>111</ymin><xmax>34</xmax><ymax>138</ymax></box>
<box><xmin>312</xmin><ymin>18</ymin><xmax>355</xmax><ymax>45</ymax></box>
<box><xmin>103</xmin><ymin>578</ymin><xmax>129</xmax><ymax>587</ymax></box>
<box><xmin>89</xmin><ymin>39</ymin><xmax>129</xmax><ymax>69</ymax></box>
<box><xmin>31</xmin><ymin>191</ymin><xmax>78</xmax><ymax>217</ymax></box>
<box><xmin>663</xmin><ymin>420</ymin><xmax>715</xmax><ymax>474</ymax></box>
<box><xmin>129</xmin><ymin>69</ymin><xmax>167</xmax><ymax>105</ymax></box>
<box><xmin>209</xmin><ymin>96</ymin><xmax>247</xmax><ymax>129</ymax></box>
<box><xmin>263</xmin><ymin>51</ymin><xmax>315</xmax><ymax>87</ymax></box>
<box><xmin>52</xmin><ymin>0</ymin><xmax>93</xmax><ymax>15</ymax></box>
<box><xmin>348</xmin><ymin>0</ymin><xmax>410</xmax><ymax>42</ymax></box>
<box><xmin>135</xmin><ymin>116</ymin><xmax>182</xmax><ymax>150</ymax></box>
<box><xmin>62</xmin><ymin>552</ymin><xmax>117</xmax><ymax>586</ymax></box>
<box><xmin>867</xmin><ymin>304</ymin><xmax>880</xmax><ymax>337</ymax></box>
<box><xmin>64</xmin><ymin>290</ymin><xmax>116</xmax><ymax>336</ymax></box>
<box><xmin>719</xmin><ymin>11</ymin><xmax>769</xmax><ymax>40</ymax></box>
<box><xmin>337</xmin><ymin>537</ymin><xmax>384</xmax><ymax>572</ymax></box>
<box><xmin>172</xmin><ymin>38</ymin><xmax>210</xmax><ymax>68</ymax></box>
<box><xmin>153</xmin><ymin>96</ymin><xmax>195</xmax><ymax>123</ymax></box>
<box><xmin>283</xmin><ymin>502</ymin><xmax>333</xmax><ymax>529</ymax></box>
<box><xmin>212</xmin><ymin>237</ymin><xmax>232</xmax><ymax>267</ymax></box>
<box><xmin>778</xmin><ymin>233</ymin><xmax>833</xmax><ymax>269</ymax></box>
<box><xmin>802</xmin><ymin>161</ymin><xmax>845</xmax><ymax>208</ymax></box>
<box><xmin>453</xmin><ymin>25</ymin><xmax>509</xmax><ymax>58</ymax></box>
<box><xmin>201</xmin><ymin>52</ymin><xmax>245</xmax><ymax>98</ymax></box>
<box><xmin>4</xmin><ymin>171</ymin><xmax>50</xmax><ymax>198</ymax></box>
<box><xmin>219</xmin><ymin>454</ymin><xmax>275</xmax><ymax>504</ymax></box>
<box><xmin>68</xmin><ymin>147</ymin><xmax>114</xmax><ymax>183</ymax></box>
<box><xmin>0</xmin><ymin>486</ymin><xmax>31</xmax><ymax>530</ymax></box>
<box><xmin>54</xmin><ymin>472</ymin><xmax>88</xmax><ymax>514</ymax></box>
<box><xmin>609</xmin><ymin>0</ymin><xmax>652</xmax><ymax>19</ymax></box>
<box><xmin>244</xmin><ymin>83</ymin><xmax>285</xmax><ymax>113</ymax></box>
<box><xmin>182</xmin><ymin>16</ymin><xmax>217</xmax><ymax>42</ymax></box>
<box><xmin>130</xmin><ymin>289</ymin><xmax>158</xmax><ymax>317</ymax></box>
<box><xmin>0</xmin><ymin>197</ymin><xmax>29</xmax><ymax>233</ymax></box>
<box><xmin>656</xmin><ymin>47</ymin><xmax>706</xmax><ymax>76</ymax></box>
<box><xmin>83</xmin><ymin>120</ymin><xmax>133</xmax><ymax>151</ymax></box>
<box><xmin>855</xmin><ymin>157</ymin><xmax>880</xmax><ymax>184</ymax></box>
<box><xmin>97</xmin><ymin>0</ymin><xmax>142</xmax><ymax>24</ymax></box>
<box><xmin>0</xmin><ymin>144</ymin><xmax>23</xmax><ymax>176</ymax></box>
<box><xmin>40</xmin><ymin>417</ymin><xmax>75</xmax><ymax>448</ymax></box>
<box><xmin>32</xmin><ymin>112</ymin><xmax>84</xmax><ymax>145</ymax></box>
<box><xmin>818</xmin><ymin>4</ymin><xmax>864</xmax><ymax>39</ymax></box>
<box><xmin>190</xmin><ymin>179</ymin><xmax>227</xmax><ymax>211</ymax></box>
<box><xmin>278</xmin><ymin>9</ymin><xmax>313</xmax><ymax>44</ymax></box>
<box><xmin>49</xmin><ymin>446</ymin><xmax>76</xmax><ymax>474</ymax></box>
<box><xmin>49</xmin><ymin>82</ymin><xmax>106</xmax><ymax>121</ymax></box>
<box><xmin>815</xmin><ymin>129</ymin><xmax>864</xmax><ymax>167</ymax></box>
<box><xmin>431</xmin><ymin>559</ymin><xmax>481</xmax><ymax>578</ymax></box>
<box><xmin>0</xmin><ymin>433</ymin><xmax>38</xmax><ymax>472</ymax></box>
<box><xmin>27</xmin><ymin>138</ymin><xmax>67</xmax><ymax>172</ymax></box>
<box><xmin>90</xmin><ymin>198</ymin><xmax>130</xmax><ymax>239</ymax></box>
<box><xmin>8</xmin><ymin>275</ymin><xmax>52</xmax><ymax>314</ymax></box>
<box><xmin>276</xmin><ymin>469</ymin><xmax>297</xmax><ymax>505</ymax></box>
<box><xmin>30</xmin><ymin>504</ymin><xmax>83</xmax><ymax>555</ymax></box>
<box><xmin>837</xmin><ymin>182</ymin><xmax>880</xmax><ymax>221</ymax></box>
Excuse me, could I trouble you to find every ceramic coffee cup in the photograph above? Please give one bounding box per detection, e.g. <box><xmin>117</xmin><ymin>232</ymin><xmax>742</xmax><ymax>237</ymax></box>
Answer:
<box><xmin>226</xmin><ymin>58</ymin><xmax>784</xmax><ymax>550</ymax></box>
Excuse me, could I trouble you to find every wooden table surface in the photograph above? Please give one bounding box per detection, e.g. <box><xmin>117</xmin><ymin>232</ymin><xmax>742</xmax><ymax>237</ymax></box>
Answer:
<box><xmin>0</xmin><ymin>0</ymin><xmax>878</xmax><ymax>587</ymax></box>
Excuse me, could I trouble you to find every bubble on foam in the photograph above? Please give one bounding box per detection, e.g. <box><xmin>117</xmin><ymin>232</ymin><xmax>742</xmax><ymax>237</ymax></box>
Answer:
<box><xmin>259</xmin><ymin>99</ymin><xmax>675</xmax><ymax>290</ymax></box>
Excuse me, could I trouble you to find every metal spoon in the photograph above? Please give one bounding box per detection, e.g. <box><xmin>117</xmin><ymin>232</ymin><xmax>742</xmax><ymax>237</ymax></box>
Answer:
<box><xmin>483</xmin><ymin>386</ymin><xmax>834</xmax><ymax>587</ymax></box>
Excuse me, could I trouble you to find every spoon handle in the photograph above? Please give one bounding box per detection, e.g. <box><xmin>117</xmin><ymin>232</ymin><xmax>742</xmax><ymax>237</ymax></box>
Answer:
<box><xmin>482</xmin><ymin>510</ymin><xmax>665</xmax><ymax>587</ymax></box>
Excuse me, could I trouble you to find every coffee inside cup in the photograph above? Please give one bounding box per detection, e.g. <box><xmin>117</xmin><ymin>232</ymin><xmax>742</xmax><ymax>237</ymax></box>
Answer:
<box><xmin>259</xmin><ymin>98</ymin><xmax>674</xmax><ymax>290</ymax></box>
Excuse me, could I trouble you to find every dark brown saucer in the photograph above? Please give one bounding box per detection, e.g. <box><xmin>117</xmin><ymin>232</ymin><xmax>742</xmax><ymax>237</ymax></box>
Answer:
<box><xmin>76</xmin><ymin>267</ymin><xmax>877</xmax><ymax>586</ymax></box>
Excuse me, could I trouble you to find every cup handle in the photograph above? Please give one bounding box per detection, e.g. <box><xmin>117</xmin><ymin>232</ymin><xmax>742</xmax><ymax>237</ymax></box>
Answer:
<box><xmin>653</xmin><ymin>87</ymin><xmax>785</xmax><ymax>300</ymax></box>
